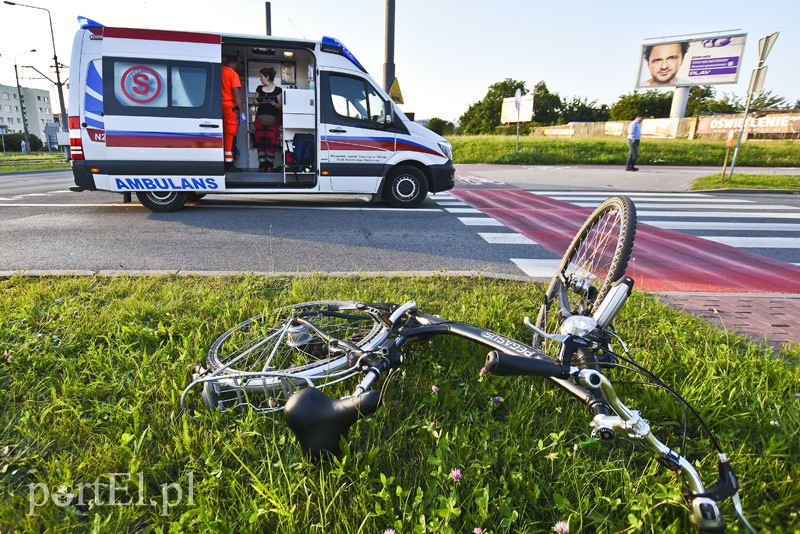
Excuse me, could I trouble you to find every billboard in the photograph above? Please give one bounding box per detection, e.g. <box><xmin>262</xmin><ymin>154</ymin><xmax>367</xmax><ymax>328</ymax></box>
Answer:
<box><xmin>636</xmin><ymin>34</ymin><xmax>747</xmax><ymax>89</ymax></box>
<box><xmin>500</xmin><ymin>94</ymin><xmax>534</xmax><ymax>124</ymax></box>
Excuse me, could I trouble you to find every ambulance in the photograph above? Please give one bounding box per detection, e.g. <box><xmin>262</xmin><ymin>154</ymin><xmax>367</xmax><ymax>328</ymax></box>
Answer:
<box><xmin>68</xmin><ymin>17</ymin><xmax>455</xmax><ymax>212</ymax></box>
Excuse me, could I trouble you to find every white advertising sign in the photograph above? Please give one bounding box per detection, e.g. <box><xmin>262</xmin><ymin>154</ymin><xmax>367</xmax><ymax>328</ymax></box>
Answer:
<box><xmin>501</xmin><ymin>94</ymin><xmax>534</xmax><ymax>124</ymax></box>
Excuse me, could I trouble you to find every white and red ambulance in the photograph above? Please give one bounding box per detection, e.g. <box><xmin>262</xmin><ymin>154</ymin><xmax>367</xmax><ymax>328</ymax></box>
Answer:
<box><xmin>68</xmin><ymin>16</ymin><xmax>454</xmax><ymax>211</ymax></box>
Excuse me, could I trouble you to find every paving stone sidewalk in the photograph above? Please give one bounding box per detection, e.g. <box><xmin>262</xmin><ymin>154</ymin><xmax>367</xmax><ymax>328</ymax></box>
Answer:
<box><xmin>657</xmin><ymin>293</ymin><xmax>800</xmax><ymax>351</ymax></box>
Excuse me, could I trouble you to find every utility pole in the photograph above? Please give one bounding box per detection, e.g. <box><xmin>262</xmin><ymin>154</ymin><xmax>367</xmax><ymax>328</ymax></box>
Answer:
<box><xmin>13</xmin><ymin>49</ymin><xmax>36</xmax><ymax>150</ymax></box>
<box><xmin>383</xmin><ymin>0</ymin><xmax>395</xmax><ymax>93</ymax></box>
<box><xmin>14</xmin><ymin>64</ymin><xmax>31</xmax><ymax>148</ymax></box>
<box><xmin>265</xmin><ymin>1</ymin><xmax>271</xmax><ymax>35</ymax></box>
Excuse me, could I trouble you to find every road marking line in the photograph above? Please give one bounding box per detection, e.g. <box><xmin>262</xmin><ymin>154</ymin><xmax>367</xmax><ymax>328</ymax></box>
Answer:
<box><xmin>698</xmin><ymin>236</ymin><xmax>800</xmax><ymax>248</ymax></box>
<box><xmin>458</xmin><ymin>217</ymin><xmax>505</xmax><ymax>226</ymax></box>
<box><xmin>479</xmin><ymin>233</ymin><xmax>536</xmax><ymax>245</ymax></box>
<box><xmin>549</xmin><ymin>196</ymin><xmax>752</xmax><ymax>204</ymax></box>
<box><xmin>0</xmin><ymin>203</ymin><xmax>441</xmax><ymax>212</ymax></box>
<box><xmin>639</xmin><ymin>211</ymin><xmax>800</xmax><ymax>219</ymax></box>
<box><xmin>531</xmin><ymin>191</ymin><xmax>712</xmax><ymax>197</ymax></box>
<box><xmin>445</xmin><ymin>207</ymin><xmax>481</xmax><ymax>213</ymax></box>
<box><xmin>573</xmin><ymin>202</ymin><xmax>796</xmax><ymax>210</ymax></box>
<box><xmin>510</xmin><ymin>258</ymin><xmax>560</xmax><ymax>278</ymax></box>
<box><xmin>647</xmin><ymin>221</ymin><xmax>800</xmax><ymax>231</ymax></box>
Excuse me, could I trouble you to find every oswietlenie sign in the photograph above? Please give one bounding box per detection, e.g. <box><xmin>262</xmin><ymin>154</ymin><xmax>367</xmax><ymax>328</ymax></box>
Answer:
<box><xmin>696</xmin><ymin>113</ymin><xmax>800</xmax><ymax>134</ymax></box>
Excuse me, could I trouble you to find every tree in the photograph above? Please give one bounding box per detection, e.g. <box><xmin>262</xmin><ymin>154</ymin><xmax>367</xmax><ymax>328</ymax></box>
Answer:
<box><xmin>532</xmin><ymin>81</ymin><xmax>561</xmax><ymax>125</ymax></box>
<box><xmin>426</xmin><ymin>117</ymin><xmax>455</xmax><ymax>136</ymax></box>
<box><xmin>685</xmin><ymin>86</ymin><xmax>716</xmax><ymax>116</ymax></box>
<box><xmin>749</xmin><ymin>90</ymin><xmax>789</xmax><ymax>112</ymax></box>
<box><xmin>609</xmin><ymin>90</ymin><xmax>672</xmax><ymax>120</ymax></box>
<box><xmin>458</xmin><ymin>78</ymin><xmax>527</xmax><ymax>134</ymax></box>
<box><xmin>704</xmin><ymin>92</ymin><xmax>742</xmax><ymax>114</ymax></box>
<box><xmin>560</xmin><ymin>96</ymin><xmax>609</xmax><ymax>123</ymax></box>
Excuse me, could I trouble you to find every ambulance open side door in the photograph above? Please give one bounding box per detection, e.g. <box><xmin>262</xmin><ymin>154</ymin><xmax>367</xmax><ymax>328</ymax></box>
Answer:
<box><xmin>319</xmin><ymin>71</ymin><xmax>396</xmax><ymax>192</ymax></box>
<box><xmin>99</xmin><ymin>27</ymin><xmax>224</xmax><ymax>191</ymax></box>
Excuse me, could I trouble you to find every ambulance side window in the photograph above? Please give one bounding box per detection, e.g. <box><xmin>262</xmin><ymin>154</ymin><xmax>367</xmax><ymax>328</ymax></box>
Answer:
<box><xmin>103</xmin><ymin>57</ymin><xmax>219</xmax><ymax>118</ymax></box>
<box><xmin>326</xmin><ymin>74</ymin><xmax>386</xmax><ymax>127</ymax></box>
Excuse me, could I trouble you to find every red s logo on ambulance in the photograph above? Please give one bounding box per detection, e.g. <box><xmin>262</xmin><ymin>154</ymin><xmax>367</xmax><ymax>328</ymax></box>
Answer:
<box><xmin>120</xmin><ymin>65</ymin><xmax>162</xmax><ymax>104</ymax></box>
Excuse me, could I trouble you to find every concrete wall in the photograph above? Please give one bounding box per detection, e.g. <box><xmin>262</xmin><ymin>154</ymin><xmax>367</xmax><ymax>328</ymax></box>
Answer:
<box><xmin>532</xmin><ymin>114</ymin><xmax>800</xmax><ymax>140</ymax></box>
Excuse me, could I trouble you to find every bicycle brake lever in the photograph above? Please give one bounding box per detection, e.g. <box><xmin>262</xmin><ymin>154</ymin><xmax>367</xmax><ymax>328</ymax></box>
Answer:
<box><xmin>523</xmin><ymin>316</ymin><xmax>570</xmax><ymax>343</ymax></box>
<box><xmin>389</xmin><ymin>300</ymin><xmax>416</xmax><ymax>324</ymax></box>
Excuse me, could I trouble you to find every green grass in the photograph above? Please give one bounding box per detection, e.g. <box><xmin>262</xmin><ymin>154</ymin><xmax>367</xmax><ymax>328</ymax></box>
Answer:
<box><xmin>0</xmin><ymin>153</ymin><xmax>70</xmax><ymax>173</ymax></box>
<box><xmin>1</xmin><ymin>275</ymin><xmax>798</xmax><ymax>533</ymax></box>
<box><xmin>692</xmin><ymin>173</ymin><xmax>800</xmax><ymax>191</ymax></box>
<box><xmin>449</xmin><ymin>136</ymin><xmax>800</xmax><ymax>168</ymax></box>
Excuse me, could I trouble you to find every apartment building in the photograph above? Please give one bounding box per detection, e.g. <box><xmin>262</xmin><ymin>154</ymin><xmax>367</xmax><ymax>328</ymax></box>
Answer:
<box><xmin>0</xmin><ymin>83</ymin><xmax>58</xmax><ymax>144</ymax></box>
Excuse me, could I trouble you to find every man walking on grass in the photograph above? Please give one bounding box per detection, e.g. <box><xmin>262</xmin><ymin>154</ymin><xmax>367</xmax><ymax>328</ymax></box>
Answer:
<box><xmin>626</xmin><ymin>113</ymin><xmax>643</xmax><ymax>171</ymax></box>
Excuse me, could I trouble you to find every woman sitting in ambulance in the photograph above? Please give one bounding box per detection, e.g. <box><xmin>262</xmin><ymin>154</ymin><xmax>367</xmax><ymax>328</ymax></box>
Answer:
<box><xmin>253</xmin><ymin>67</ymin><xmax>283</xmax><ymax>172</ymax></box>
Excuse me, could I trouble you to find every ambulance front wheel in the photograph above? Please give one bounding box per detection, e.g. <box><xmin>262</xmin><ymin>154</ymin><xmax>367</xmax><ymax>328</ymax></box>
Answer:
<box><xmin>385</xmin><ymin>166</ymin><xmax>429</xmax><ymax>208</ymax></box>
<box><xmin>135</xmin><ymin>191</ymin><xmax>189</xmax><ymax>212</ymax></box>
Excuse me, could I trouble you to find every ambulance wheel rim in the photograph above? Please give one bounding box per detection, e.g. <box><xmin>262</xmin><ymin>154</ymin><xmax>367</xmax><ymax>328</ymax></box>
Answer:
<box><xmin>392</xmin><ymin>176</ymin><xmax>418</xmax><ymax>201</ymax></box>
<box><xmin>385</xmin><ymin>166</ymin><xmax>428</xmax><ymax>208</ymax></box>
<box><xmin>148</xmin><ymin>191</ymin><xmax>178</xmax><ymax>205</ymax></box>
<box><xmin>135</xmin><ymin>191</ymin><xmax>188</xmax><ymax>212</ymax></box>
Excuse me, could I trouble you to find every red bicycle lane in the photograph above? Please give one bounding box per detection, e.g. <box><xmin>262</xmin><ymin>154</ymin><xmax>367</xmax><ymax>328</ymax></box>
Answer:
<box><xmin>451</xmin><ymin>189</ymin><xmax>800</xmax><ymax>293</ymax></box>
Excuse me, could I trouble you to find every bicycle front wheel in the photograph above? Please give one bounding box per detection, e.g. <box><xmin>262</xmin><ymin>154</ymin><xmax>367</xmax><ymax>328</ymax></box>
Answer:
<box><xmin>535</xmin><ymin>196</ymin><xmax>636</xmax><ymax>354</ymax></box>
<box><xmin>203</xmin><ymin>301</ymin><xmax>388</xmax><ymax>412</ymax></box>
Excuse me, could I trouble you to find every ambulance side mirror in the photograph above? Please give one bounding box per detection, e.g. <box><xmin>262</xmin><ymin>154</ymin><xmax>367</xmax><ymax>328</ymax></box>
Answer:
<box><xmin>383</xmin><ymin>101</ymin><xmax>393</xmax><ymax>127</ymax></box>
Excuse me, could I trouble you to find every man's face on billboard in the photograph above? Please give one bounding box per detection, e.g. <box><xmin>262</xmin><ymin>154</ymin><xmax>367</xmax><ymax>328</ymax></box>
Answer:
<box><xmin>648</xmin><ymin>43</ymin><xmax>684</xmax><ymax>84</ymax></box>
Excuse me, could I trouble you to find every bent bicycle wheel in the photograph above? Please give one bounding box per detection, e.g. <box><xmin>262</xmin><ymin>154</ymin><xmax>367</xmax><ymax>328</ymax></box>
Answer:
<box><xmin>203</xmin><ymin>301</ymin><xmax>388</xmax><ymax>412</ymax></box>
<box><xmin>534</xmin><ymin>196</ymin><xmax>636</xmax><ymax>355</ymax></box>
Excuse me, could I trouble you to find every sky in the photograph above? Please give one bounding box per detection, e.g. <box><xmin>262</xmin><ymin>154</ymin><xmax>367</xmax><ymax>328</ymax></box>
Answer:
<box><xmin>1</xmin><ymin>0</ymin><xmax>798</xmax><ymax>123</ymax></box>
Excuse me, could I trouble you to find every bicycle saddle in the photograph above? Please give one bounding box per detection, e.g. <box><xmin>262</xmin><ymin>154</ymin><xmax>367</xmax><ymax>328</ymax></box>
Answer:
<box><xmin>284</xmin><ymin>387</ymin><xmax>381</xmax><ymax>459</ymax></box>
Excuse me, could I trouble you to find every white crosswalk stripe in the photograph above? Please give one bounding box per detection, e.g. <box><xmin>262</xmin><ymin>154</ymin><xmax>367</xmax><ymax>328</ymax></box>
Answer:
<box><xmin>479</xmin><ymin>233</ymin><xmax>536</xmax><ymax>245</ymax></box>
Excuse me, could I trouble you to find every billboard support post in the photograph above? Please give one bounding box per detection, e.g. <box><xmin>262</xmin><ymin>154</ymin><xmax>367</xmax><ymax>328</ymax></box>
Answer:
<box><xmin>727</xmin><ymin>31</ymin><xmax>779</xmax><ymax>181</ymax></box>
<box><xmin>670</xmin><ymin>86</ymin><xmax>689</xmax><ymax>118</ymax></box>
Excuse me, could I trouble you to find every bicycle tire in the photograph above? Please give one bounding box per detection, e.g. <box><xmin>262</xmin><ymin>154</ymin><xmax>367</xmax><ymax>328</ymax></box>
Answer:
<box><xmin>534</xmin><ymin>196</ymin><xmax>636</xmax><ymax>354</ymax></box>
<box><xmin>203</xmin><ymin>301</ymin><xmax>387</xmax><ymax>411</ymax></box>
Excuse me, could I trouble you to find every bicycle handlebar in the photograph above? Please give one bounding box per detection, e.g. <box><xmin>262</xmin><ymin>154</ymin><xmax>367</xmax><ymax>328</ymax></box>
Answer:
<box><xmin>484</xmin><ymin>350</ymin><xmax>568</xmax><ymax>378</ymax></box>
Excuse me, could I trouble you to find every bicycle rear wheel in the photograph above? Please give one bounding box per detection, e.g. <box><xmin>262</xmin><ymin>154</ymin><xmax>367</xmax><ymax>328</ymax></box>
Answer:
<box><xmin>534</xmin><ymin>196</ymin><xmax>636</xmax><ymax>355</ymax></box>
<box><xmin>203</xmin><ymin>301</ymin><xmax>387</xmax><ymax>412</ymax></box>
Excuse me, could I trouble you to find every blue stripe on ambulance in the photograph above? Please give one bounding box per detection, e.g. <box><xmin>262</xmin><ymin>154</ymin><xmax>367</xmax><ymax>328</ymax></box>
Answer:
<box><xmin>85</xmin><ymin>60</ymin><xmax>104</xmax><ymax>129</ymax></box>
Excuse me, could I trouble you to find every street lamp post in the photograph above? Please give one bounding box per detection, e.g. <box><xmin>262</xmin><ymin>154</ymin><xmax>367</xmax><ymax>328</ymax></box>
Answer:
<box><xmin>14</xmin><ymin>49</ymin><xmax>36</xmax><ymax>151</ymax></box>
<box><xmin>4</xmin><ymin>2</ymin><xmax>69</xmax><ymax>142</ymax></box>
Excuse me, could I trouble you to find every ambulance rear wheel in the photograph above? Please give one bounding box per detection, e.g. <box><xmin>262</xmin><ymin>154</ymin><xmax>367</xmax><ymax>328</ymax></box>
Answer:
<box><xmin>385</xmin><ymin>166</ymin><xmax>428</xmax><ymax>208</ymax></box>
<box><xmin>135</xmin><ymin>191</ymin><xmax>189</xmax><ymax>212</ymax></box>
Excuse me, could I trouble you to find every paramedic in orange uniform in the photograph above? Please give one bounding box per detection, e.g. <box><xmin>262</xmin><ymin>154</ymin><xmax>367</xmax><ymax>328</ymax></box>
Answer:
<box><xmin>221</xmin><ymin>56</ymin><xmax>244</xmax><ymax>172</ymax></box>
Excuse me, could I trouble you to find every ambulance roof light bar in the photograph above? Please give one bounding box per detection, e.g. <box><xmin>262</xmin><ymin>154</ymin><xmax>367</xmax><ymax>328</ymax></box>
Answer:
<box><xmin>320</xmin><ymin>36</ymin><xmax>366</xmax><ymax>73</ymax></box>
<box><xmin>78</xmin><ymin>15</ymin><xmax>103</xmax><ymax>29</ymax></box>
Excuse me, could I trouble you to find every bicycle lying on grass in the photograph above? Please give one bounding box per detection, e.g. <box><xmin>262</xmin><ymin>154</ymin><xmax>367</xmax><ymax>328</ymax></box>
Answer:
<box><xmin>182</xmin><ymin>196</ymin><xmax>755</xmax><ymax>533</ymax></box>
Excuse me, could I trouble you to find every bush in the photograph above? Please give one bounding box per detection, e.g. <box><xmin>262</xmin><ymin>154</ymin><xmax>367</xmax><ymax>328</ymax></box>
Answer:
<box><xmin>2</xmin><ymin>132</ymin><xmax>43</xmax><ymax>151</ymax></box>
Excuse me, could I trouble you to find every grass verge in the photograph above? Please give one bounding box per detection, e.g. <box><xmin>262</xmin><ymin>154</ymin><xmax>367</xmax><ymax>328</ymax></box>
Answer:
<box><xmin>449</xmin><ymin>136</ymin><xmax>800</xmax><ymax>167</ymax></box>
<box><xmin>691</xmin><ymin>173</ymin><xmax>800</xmax><ymax>191</ymax></box>
<box><xmin>1</xmin><ymin>275</ymin><xmax>798</xmax><ymax>533</ymax></box>
<box><xmin>0</xmin><ymin>153</ymin><xmax>70</xmax><ymax>173</ymax></box>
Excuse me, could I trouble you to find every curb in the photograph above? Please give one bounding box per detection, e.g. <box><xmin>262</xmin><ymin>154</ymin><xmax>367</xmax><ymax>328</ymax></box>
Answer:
<box><xmin>0</xmin><ymin>269</ymin><xmax>539</xmax><ymax>282</ymax></box>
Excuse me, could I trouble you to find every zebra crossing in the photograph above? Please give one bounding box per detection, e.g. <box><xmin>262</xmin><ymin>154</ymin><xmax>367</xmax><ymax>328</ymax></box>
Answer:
<box><xmin>431</xmin><ymin>190</ymin><xmax>800</xmax><ymax>280</ymax></box>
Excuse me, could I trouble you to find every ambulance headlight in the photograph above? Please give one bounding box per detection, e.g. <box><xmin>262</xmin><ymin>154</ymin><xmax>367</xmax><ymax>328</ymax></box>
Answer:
<box><xmin>438</xmin><ymin>141</ymin><xmax>453</xmax><ymax>161</ymax></box>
